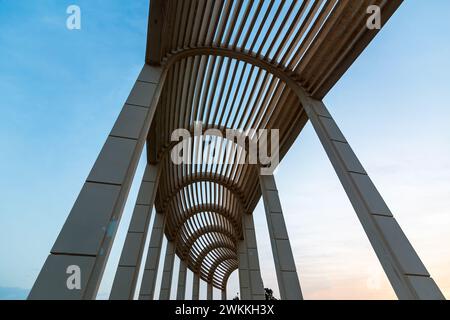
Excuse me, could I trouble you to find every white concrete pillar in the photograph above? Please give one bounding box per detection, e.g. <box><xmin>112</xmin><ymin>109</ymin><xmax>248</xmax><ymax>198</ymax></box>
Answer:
<box><xmin>109</xmin><ymin>164</ymin><xmax>159</xmax><ymax>300</ymax></box>
<box><xmin>303</xmin><ymin>98</ymin><xmax>445</xmax><ymax>300</ymax></box>
<box><xmin>192</xmin><ymin>273</ymin><xmax>200</xmax><ymax>300</ymax></box>
<box><xmin>159</xmin><ymin>240</ymin><xmax>176</xmax><ymax>300</ymax></box>
<box><xmin>138</xmin><ymin>212</ymin><xmax>166</xmax><ymax>300</ymax></box>
<box><xmin>259</xmin><ymin>174</ymin><xmax>303</xmax><ymax>300</ymax></box>
<box><xmin>221</xmin><ymin>289</ymin><xmax>227</xmax><ymax>300</ymax></box>
<box><xmin>243</xmin><ymin>214</ymin><xmax>265</xmax><ymax>300</ymax></box>
<box><xmin>176</xmin><ymin>260</ymin><xmax>187</xmax><ymax>300</ymax></box>
<box><xmin>207</xmin><ymin>283</ymin><xmax>213</xmax><ymax>300</ymax></box>
<box><xmin>28</xmin><ymin>65</ymin><xmax>165</xmax><ymax>300</ymax></box>
<box><xmin>238</xmin><ymin>240</ymin><xmax>251</xmax><ymax>300</ymax></box>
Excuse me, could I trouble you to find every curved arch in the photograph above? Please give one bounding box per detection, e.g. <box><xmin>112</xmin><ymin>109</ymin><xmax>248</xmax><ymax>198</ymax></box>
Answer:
<box><xmin>148</xmin><ymin>47</ymin><xmax>308</xmax><ymax>169</ymax></box>
<box><xmin>162</xmin><ymin>180</ymin><xmax>245</xmax><ymax>220</ymax></box>
<box><xmin>161</xmin><ymin>47</ymin><xmax>308</xmax><ymax>104</ymax></box>
<box><xmin>201</xmin><ymin>247</ymin><xmax>236</xmax><ymax>274</ymax></box>
<box><xmin>207</xmin><ymin>254</ymin><xmax>238</xmax><ymax>284</ymax></box>
<box><xmin>188</xmin><ymin>235</ymin><xmax>236</xmax><ymax>269</ymax></box>
<box><xmin>167</xmin><ymin>203</ymin><xmax>242</xmax><ymax>239</ymax></box>
<box><xmin>160</xmin><ymin>172</ymin><xmax>248</xmax><ymax>207</ymax></box>
<box><xmin>156</xmin><ymin>123</ymin><xmax>262</xmax><ymax>165</ymax></box>
<box><xmin>221</xmin><ymin>264</ymin><xmax>238</xmax><ymax>290</ymax></box>
<box><xmin>178</xmin><ymin>228</ymin><xmax>237</xmax><ymax>261</ymax></box>
<box><xmin>184</xmin><ymin>233</ymin><xmax>237</xmax><ymax>287</ymax></box>
<box><xmin>192</xmin><ymin>240</ymin><xmax>237</xmax><ymax>272</ymax></box>
<box><xmin>176</xmin><ymin>214</ymin><xmax>238</xmax><ymax>250</ymax></box>
<box><xmin>207</xmin><ymin>259</ymin><xmax>238</xmax><ymax>289</ymax></box>
<box><xmin>211</xmin><ymin>259</ymin><xmax>239</xmax><ymax>289</ymax></box>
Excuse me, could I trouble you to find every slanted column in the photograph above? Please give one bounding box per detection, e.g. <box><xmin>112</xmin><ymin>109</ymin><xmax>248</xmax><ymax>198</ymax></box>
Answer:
<box><xmin>303</xmin><ymin>98</ymin><xmax>445</xmax><ymax>300</ymax></box>
<box><xmin>110</xmin><ymin>164</ymin><xmax>159</xmax><ymax>300</ymax></box>
<box><xmin>242</xmin><ymin>214</ymin><xmax>265</xmax><ymax>300</ymax></box>
<box><xmin>259</xmin><ymin>174</ymin><xmax>303</xmax><ymax>300</ymax></box>
<box><xmin>221</xmin><ymin>289</ymin><xmax>227</xmax><ymax>300</ymax></box>
<box><xmin>176</xmin><ymin>260</ymin><xmax>187</xmax><ymax>300</ymax></box>
<box><xmin>192</xmin><ymin>273</ymin><xmax>200</xmax><ymax>300</ymax></box>
<box><xmin>159</xmin><ymin>240</ymin><xmax>176</xmax><ymax>300</ymax></box>
<box><xmin>238</xmin><ymin>240</ymin><xmax>251</xmax><ymax>300</ymax></box>
<box><xmin>207</xmin><ymin>283</ymin><xmax>213</xmax><ymax>300</ymax></box>
<box><xmin>28</xmin><ymin>65</ymin><xmax>165</xmax><ymax>300</ymax></box>
<box><xmin>139</xmin><ymin>212</ymin><xmax>166</xmax><ymax>300</ymax></box>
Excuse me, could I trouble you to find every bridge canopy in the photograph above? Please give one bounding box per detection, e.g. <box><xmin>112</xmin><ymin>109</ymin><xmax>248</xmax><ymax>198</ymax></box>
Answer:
<box><xmin>144</xmin><ymin>0</ymin><xmax>402</xmax><ymax>289</ymax></box>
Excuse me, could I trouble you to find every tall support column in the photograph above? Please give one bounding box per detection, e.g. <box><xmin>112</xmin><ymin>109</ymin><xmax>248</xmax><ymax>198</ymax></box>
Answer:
<box><xmin>221</xmin><ymin>289</ymin><xmax>227</xmax><ymax>300</ymax></box>
<box><xmin>243</xmin><ymin>214</ymin><xmax>265</xmax><ymax>300</ymax></box>
<box><xmin>176</xmin><ymin>260</ymin><xmax>187</xmax><ymax>300</ymax></box>
<box><xmin>259</xmin><ymin>174</ymin><xmax>303</xmax><ymax>300</ymax></box>
<box><xmin>303</xmin><ymin>98</ymin><xmax>445</xmax><ymax>300</ymax></box>
<box><xmin>159</xmin><ymin>240</ymin><xmax>176</xmax><ymax>300</ymax></box>
<box><xmin>110</xmin><ymin>164</ymin><xmax>159</xmax><ymax>300</ymax></box>
<box><xmin>207</xmin><ymin>283</ymin><xmax>213</xmax><ymax>300</ymax></box>
<box><xmin>139</xmin><ymin>212</ymin><xmax>166</xmax><ymax>300</ymax></box>
<box><xmin>192</xmin><ymin>273</ymin><xmax>200</xmax><ymax>300</ymax></box>
<box><xmin>238</xmin><ymin>240</ymin><xmax>251</xmax><ymax>300</ymax></box>
<box><xmin>28</xmin><ymin>65</ymin><xmax>165</xmax><ymax>300</ymax></box>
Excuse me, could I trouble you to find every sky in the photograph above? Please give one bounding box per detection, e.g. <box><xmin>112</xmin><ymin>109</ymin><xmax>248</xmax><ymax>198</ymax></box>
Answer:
<box><xmin>0</xmin><ymin>0</ymin><xmax>450</xmax><ymax>300</ymax></box>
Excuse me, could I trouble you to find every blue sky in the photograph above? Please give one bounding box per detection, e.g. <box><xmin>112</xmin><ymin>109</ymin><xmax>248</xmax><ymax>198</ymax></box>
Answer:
<box><xmin>1</xmin><ymin>0</ymin><xmax>450</xmax><ymax>299</ymax></box>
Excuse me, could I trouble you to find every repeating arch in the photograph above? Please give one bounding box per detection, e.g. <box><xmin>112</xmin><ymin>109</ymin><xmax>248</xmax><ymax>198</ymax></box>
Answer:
<box><xmin>220</xmin><ymin>263</ymin><xmax>238</xmax><ymax>291</ymax></box>
<box><xmin>151</xmin><ymin>53</ymin><xmax>305</xmax><ymax>289</ymax></box>
<box><xmin>207</xmin><ymin>254</ymin><xmax>238</xmax><ymax>283</ymax></box>
<box><xmin>208</xmin><ymin>258</ymin><xmax>238</xmax><ymax>289</ymax></box>
<box><xmin>143</xmin><ymin>0</ymin><xmax>402</xmax><ymax>290</ymax></box>
<box><xmin>179</xmin><ymin>229</ymin><xmax>238</xmax><ymax>284</ymax></box>
<box><xmin>193</xmin><ymin>240</ymin><xmax>237</xmax><ymax>272</ymax></box>
<box><xmin>167</xmin><ymin>203</ymin><xmax>242</xmax><ymax>240</ymax></box>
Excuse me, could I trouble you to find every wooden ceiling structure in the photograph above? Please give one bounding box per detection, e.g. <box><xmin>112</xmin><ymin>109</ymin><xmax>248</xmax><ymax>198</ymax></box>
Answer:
<box><xmin>144</xmin><ymin>0</ymin><xmax>403</xmax><ymax>290</ymax></box>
